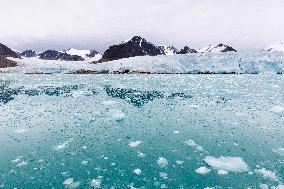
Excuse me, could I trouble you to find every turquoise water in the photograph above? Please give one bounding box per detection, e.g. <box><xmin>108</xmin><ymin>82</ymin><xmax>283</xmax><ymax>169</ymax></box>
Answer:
<box><xmin>0</xmin><ymin>74</ymin><xmax>283</xmax><ymax>188</ymax></box>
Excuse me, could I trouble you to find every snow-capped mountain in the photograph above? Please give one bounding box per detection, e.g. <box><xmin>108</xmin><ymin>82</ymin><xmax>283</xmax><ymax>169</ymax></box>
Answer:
<box><xmin>98</xmin><ymin>36</ymin><xmax>162</xmax><ymax>63</ymax></box>
<box><xmin>39</xmin><ymin>50</ymin><xmax>84</xmax><ymax>61</ymax></box>
<box><xmin>178</xmin><ymin>46</ymin><xmax>197</xmax><ymax>54</ymax></box>
<box><xmin>21</xmin><ymin>50</ymin><xmax>37</xmax><ymax>58</ymax></box>
<box><xmin>63</xmin><ymin>48</ymin><xmax>102</xmax><ymax>61</ymax></box>
<box><xmin>263</xmin><ymin>42</ymin><xmax>284</xmax><ymax>52</ymax></box>
<box><xmin>157</xmin><ymin>45</ymin><xmax>179</xmax><ymax>55</ymax></box>
<box><xmin>0</xmin><ymin>43</ymin><xmax>21</xmax><ymax>58</ymax></box>
<box><xmin>198</xmin><ymin>44</ymin><xmax>237</xmax><ymax>53</ymax></box>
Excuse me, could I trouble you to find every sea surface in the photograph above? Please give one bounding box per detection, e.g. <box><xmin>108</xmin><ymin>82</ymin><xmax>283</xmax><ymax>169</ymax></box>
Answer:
<box><xmin>0</xmin><ymin>74</ymin><xmax>283</xmax><ymax>188</ymax></box>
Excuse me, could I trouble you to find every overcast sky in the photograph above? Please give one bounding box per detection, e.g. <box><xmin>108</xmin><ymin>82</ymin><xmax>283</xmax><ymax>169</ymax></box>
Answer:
<box><xmin>0</xmin><ymin>0</ymin><xmax>284</xmax><ymax>52</ymax></box>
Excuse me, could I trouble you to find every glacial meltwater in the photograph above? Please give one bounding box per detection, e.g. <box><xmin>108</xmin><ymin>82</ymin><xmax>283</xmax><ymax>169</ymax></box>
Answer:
<box><xmin>0</xmin><ymin>74</ymin><xmax>283</xmax><ymax>189</ymax></box>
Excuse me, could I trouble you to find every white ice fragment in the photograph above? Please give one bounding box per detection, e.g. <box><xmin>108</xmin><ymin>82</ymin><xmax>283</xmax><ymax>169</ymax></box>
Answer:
<box><xmin>55</xmin><ymin>140</ymin><xmax>71</xmax><ymax>151</ymax></box>
<box><xmin>157</xmin><ymin>157</ymin><xmax>168</xmax><ymax>168</ymax></box>
<box><xmin>14</xmin><ymin>128</ymin><xmax>28</xmax><ymax>134</ymax></box>
<box><xmin>11</xmin><ymin>156</ymin><xmax>23</xmax><ymax>163</ymax></box>
<box><xmin>270</xmin><ymin>105</ymin><xmax>284</xmax><ymax>113</ymax></box>
<box><xmin>63</xmin><ymin>178</ymin><xmax>80</xmax><ymax>188</ymax></box>
<box><xmin>128</xmin><ymin>141</ymin><xmax>141</xmax><ymax>148</ymax></box>
<box><xmin>217</xmin><ymin>170</ymin><xmax>228</xmax><ymax>175</ymax></box>
<box><xmin>176</xmin><ymin>160</ymin><xmax>184</xmax><ymax>165</ymax></box>
<box><xmin>173</xmin><ymin>130</ymin><xmax>180</xmax><ymax>134</ymax></box>
<box><xmin>256</xmin><ymin>168</ymin><xmax>278</xmax><ymax>180</ymax></box>
<box><xmin>195</xmin><ymin>167</ymin><xmax>211</xmax><ymax>175</ymax></box>
<box><xmin>259</xmin><ymin>184</ymin><xmax>269</xmax><ymax>189</ymax></box>
<box><xmin>81</xmin><ymin>160</ymin><xmax>88</xmax><ymax>165</ymax></box>
<box><xmin>90</xmin><ymin>176</ymin><xmax>103</xmax><ymax>188</ymax></box>
<box><xmin>185</xmin><ymin>139</ymin><xmax>204</xmax><ymax>151</ymax></box>
<box><xmin>137</xmin><ymin>151</ymin><xmax>145</xmax><ymax>158</ymax></box>
<box><xmin>204</xmin><ymin>156</ymin><xmax>249</xmax><ymax>172</ymax></box>
<box><xmin>133</xmin><ymin>168</ymin><xmax>142</xmax><ymax>175</ymax></box>
<box><xmin>159</xmin><ymin>172</ymin><xmax>168</xmax><ymax>179</ymax></box>
<box><xmin>110</xmin><ymin>109</ymin><xmax>125</xmax><ymax>122</ymax></box>
<box><xmin>17</xmin><ymin>161</ymin><xmax>28</xmax><ymax>167</ymax></box>
<box><xmin>271</xmin><ymin>185</ymin><xmax>284</xmax><ymax>189</ymax></box>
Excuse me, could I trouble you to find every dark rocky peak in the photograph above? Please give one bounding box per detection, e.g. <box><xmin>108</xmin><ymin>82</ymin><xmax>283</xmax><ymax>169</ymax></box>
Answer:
<box><xmin>0</xmin><ymin>43</ymin><xmax>21</xmax><ymax>58</ymax></box>
<box><xmin>39</xmin><ymin>50</ymin><xmax>84</xmax><ymax>61</ymax></box>
<box><xmin>158</xmin><ymin>46</ymin><xmax>179</xmax><ymax>55</ymax></box>
<box><xmin>87</xmin><ymin>50</ymin><xmax>101</xmax><ymax>58</ymax></box>
<box><xmin>21</xmin><ymin>50</ymin><xmax>37</xmax><ymax>58</ymax></box>
<box><xmin>178</xmin><ymin>46</ymin><xmax>198</xmax><ymax>54</ymax></box>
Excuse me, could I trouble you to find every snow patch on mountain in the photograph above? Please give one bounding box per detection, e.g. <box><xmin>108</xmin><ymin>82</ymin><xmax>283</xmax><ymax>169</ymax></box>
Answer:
<box><xmin>199</xmin><ymin>44</ymin><xmax>237</xmax><ymax>53</ymax></box>
<box><xmin>64</xmin><ymin>48</ymin><xmax>102</xmax><ymax>61</ymax></box>
<box><xmin>158</xmin><ymin>45</ymin><xmax>178</xmax><ymax>55</ymax></box>
<box><xmin>264</xmin><ymin>42</ymin><xmax>284</xmax><ymax>52</ymax></box>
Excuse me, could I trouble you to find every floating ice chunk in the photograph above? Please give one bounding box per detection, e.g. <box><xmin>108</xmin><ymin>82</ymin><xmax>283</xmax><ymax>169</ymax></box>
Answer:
<box><xmin>185</xmin><ymin>139</ymin><xmax>204</xmax><ymax>151</ymax></box>
<box><xmin>128</xmin><ymin>141</ymin><xmax>141</xmax><ymax>148</ymax></box>
<box><xmin>14</xmin><ymin>128</ymin><xmax>28</xmax><ymax>134</ymax></box>
<box><xmin>176</xmin><ymin>160</ymin><xmax>184</xmax><ymax>165</ymax></box>
<box><xmin>204</xmin><ymin>187</ymin><xmax>214</xmax><ymax>189</ymax></box>
<box><xmin>81</xmin><ymin>160</ymin><xmax>88</xmax><ymax>165</ymax></box>
<box><xmin>256</xmin><ymin>168</ymin><xmax>278</xmax><ymax>180</ymax></box>
<box><xmin>271</xmin><ymin>185</ymin><xmax>284</xmax><ymax>189</ymax></box>
<box><xmin>90</xmin><ymin>176</ymin><xmax>103</xmax><ymax>188</ymax></box>
<box><xmin>157</xmin><ymin>157</ymin><xmax>168</xmax><ymax>168</ymax></box>
<box><xmin>109</xmin><ymin>109</ymin><xmax>125</xmax><ymax>122</ymax></box>
<box><xmin>173</xmin><ymin>130</ymin><xmax>180</xmax><ymax>134</ymax></box>
<box><xmin>195</xmin><ymin>167</ymin><xmax>211</xmax><ymax>175</ymax></box>
<box><xmin>159</xmin><ymin>172</ymin><xmax>168</xmax><ymax>179</ymax></box>
<box><xmin>72</xmin><ymin>90</ymin><xmax>93</xmax><ymax>97</ymax></box>
<box><xmin>133</xmin><ymin>168</ymin><xmax>142</xmax><ymax>175</ymax></box>
<box><xmin>270</xmin><ymin>105</ymin><xmax>284</xmax><ymax>113</ymax></box>
<box><xmin>217</xmin><ymin>170</ymin><xmax>228</xmax><ymax>175</ymax></box>
<box><xmin>272</xmin><ymin>148</ymin><xmax>284</xmax><ymax>156</ymax></box>
<box><xmin>63</xmin><ymin>178</ymin><xmax>80</xmax><ymax>188</ymax></box>
<box><xmin>55</xmin><ymin>140</ymin><xmax>71</xmax><ymax>151</ymax></box>
<box><xmin>259</xmin><ymin>184</ymin><xmax>269</xmax><ymax>189</ymax></box>
<box><xmin>204</xmin><ymin>156</ymin><xmax>249</xmax><ymax>172</ymax></box>
<box><xmin>17</xmin><ymin>161</ymin><xmax>28</xmax><ymax>167</ymax></box>
<box><xmin>137</xmin><ymin>151</ymin><xmax>145</xmax><ymax>158</ymax></box>
<box><xmin>11</xmin><ymin>156</ymin><xmax>23</xmax><ymax>163</ymax></box>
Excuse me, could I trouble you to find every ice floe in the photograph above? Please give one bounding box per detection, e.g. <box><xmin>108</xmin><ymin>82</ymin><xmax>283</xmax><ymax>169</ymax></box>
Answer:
<box><xmin>185</xmin><ymin>139</ymin><xmax>204</xmax><ymax>151</ymax></box>
<box><xmin>109</xmin><ymin>109</ymin><xmax>125</xmax><ymax>122</ymax></box>
<box><xmin>133</xmin><ymin>168</ymin><xmax>142</xmax><ymax>175</ymax></box>
<box><xmin>14</xmin><ymin>128</ymin><xmax>28</xmax><ymax>134</ymax></box>
<box><xmin>195</xmin><ymin>166</ymin><xmax>211</xmax><ymax>175</ymax></box>
<box><xmin>270</xmin><ymin>105</ymin><xmax>284</xmax><ymax>113</ymax></box>
<box><xmin>128</xmin><ymin>141</ymin><xmax>141</xmax><ymax>148</ymax></box>
<box><xmin>204</xmin><ymin>156</ymin><xmax>249</xmax><ymax>172</ymax></box>
<box><xmin>63</xmin><ymin>178</ymin><xmax>80</xmax><ymax>188</ymax></box>
<box><xmin>90</xmin><ymin>176</ymin><xmax>103</xmax><ymax>188</ymax></box>
<box><xmin>255</xmin><ymin>168</ymin><xmax>278</xmax><ymax>181</ymax></box>
<box><xmin>55</xmin><ymin>140</ymin><xmax>72</xmax><ymax>151</ymax></box>
<box><xmin>157</xmin><ymin>157</ymin><xmax>168</xmax><ymax>168</ymax></box>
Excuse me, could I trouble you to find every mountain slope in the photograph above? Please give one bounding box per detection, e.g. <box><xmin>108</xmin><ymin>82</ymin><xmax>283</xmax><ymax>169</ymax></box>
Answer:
<box><xmin>264</xmin><ymin>42</ymin><xmax>284</xmax><ymax>52</ymax></box>
<box><xmin>39</xmin><ymin>50</ymin><xmax>84</xmax><ymax>61</ymax></box>
<box><xmin>0</xmin><ymin>55</ymin><xmax>17</xmax><ymax>68</ymax></box>
<box><xmin>21</xmin><ymin>50</ymin><xmax>37</xmax><ymax>58</ymax></box>
<box><xmin>199</xmin><ymin>44</ymin><xmax>237</xmax><ymax>53</ymax></box>
<box><xmin>178</xmin><ymin>46</ymin><xmax>198</xmax><ymax>54</ymax></box>
<box><xmin>0</xmin><ymin>43</ymin><xmax>21</xmax><ymax>58</ymax></box>
<box><xmin>157</xmin><ymin>45</ymin><xmax>179</xmax><ymax>55</ymax></box>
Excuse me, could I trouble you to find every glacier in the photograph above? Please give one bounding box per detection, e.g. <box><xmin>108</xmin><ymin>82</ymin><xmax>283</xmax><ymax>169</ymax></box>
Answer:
<box><xmin>2</xmin><ymin>51</ymin><xmax>284</xmax><ymax>74</ymax></box>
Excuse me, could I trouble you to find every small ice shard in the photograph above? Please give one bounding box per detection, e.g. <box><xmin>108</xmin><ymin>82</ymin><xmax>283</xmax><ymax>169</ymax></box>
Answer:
<box><xmin>271</xmin><ymin>185</ymin><xmax>284</xmax><ymax>189</ymax></box>
<box><xmin>63</xmin><ymin>178</ymin><xmax>80</xmax><ymax>188</ymax></box>
<box><xmin>270</xmin><ymin>105</ymin><xmax>284</xmax><ymax>113</ymax></box>
<box><xmin>133</xmin><ymin>168</ymin><xmax>142</xmax><ymax>175</ymax></box>
<box><xmin>185</xmin><ymin>139</ymin><xmax>204</xmax><ymax>151</ymax></box>
<box><xmin>195</xmin><ymin>166</ymin><xmax>211</xmax><ymax>175</ymax></box>
<box><xmin>173</xmin><ymin>130</ymin><xmax>180</xmax><ymax>134</ymax></box>
<box><xmin>81</xmin><ymin>160</ymin><xmax>88</xmax><ymax>165</ymax></box>
<box><xmin>157</xmin><ymin>157</ymin><xmax>168</xmax><ymax>168</ymax></box>
<box><xmin>128</xmin><ymin>141</ymin><xmax>141</xmax><ymax>148</ymax></box>
<box><xmin>259</xmin><ymin>184</ymin><xmax>269</xmax><ymax>189</ymax></box>
<box><xmin>55</xmin><ymin>140</ymin><xmax>71</xmax><ymax>151</ymax></box>
<box><xmin>159</xmin><ymin>172</ymin><xmax>168</xmax><ymax>179</ymax></box>
<box><xmin>90</xmin><ymin>176</ymin><xmax>103</xmax><ymax>188</ymax></box>
<box><xmin>14</xmin><ymin>128</ymin><xmax>28</xmax><ymax>134</ymax></box>
<box><xmin>109</xmin><ymin>109</ymin><xmax>125</xmax><ymax>122</ymax></box>
<box><xmin>137</xmin><ymin>151</ymin><xmax>145</xmax><ymax>158</ymax></box>
<box><xmin>217</xmin><ymin>170</ymin><xmax>228</xmax><ymax>175</ymax></box>
<box><xmin>176</xmin><ymin>160</ymin><xmax>184</xmax><ymax>165</ymax></box>
<box><xmin>11</xmin><ymin>156</ymin><xmax>23</xmax><ymax>163</ymax></box>
<box><xmin>272</xmin><ymin>148</ymin><xmax>284</xmax><ymax>156</ymax></box>
<box><xmin>17</xmin><ymin>161</ymin><xmax>28</xmax><ymax>167</ymax></box>
<box><xmin>204</xmin><ymin>156</ymin><xmax>249</xmax><ymax>172</ymax></box>
<box><xmin>256</xmin><ymin>168</ymin><xmax>278</xmax><ymax>181</ymax></box>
